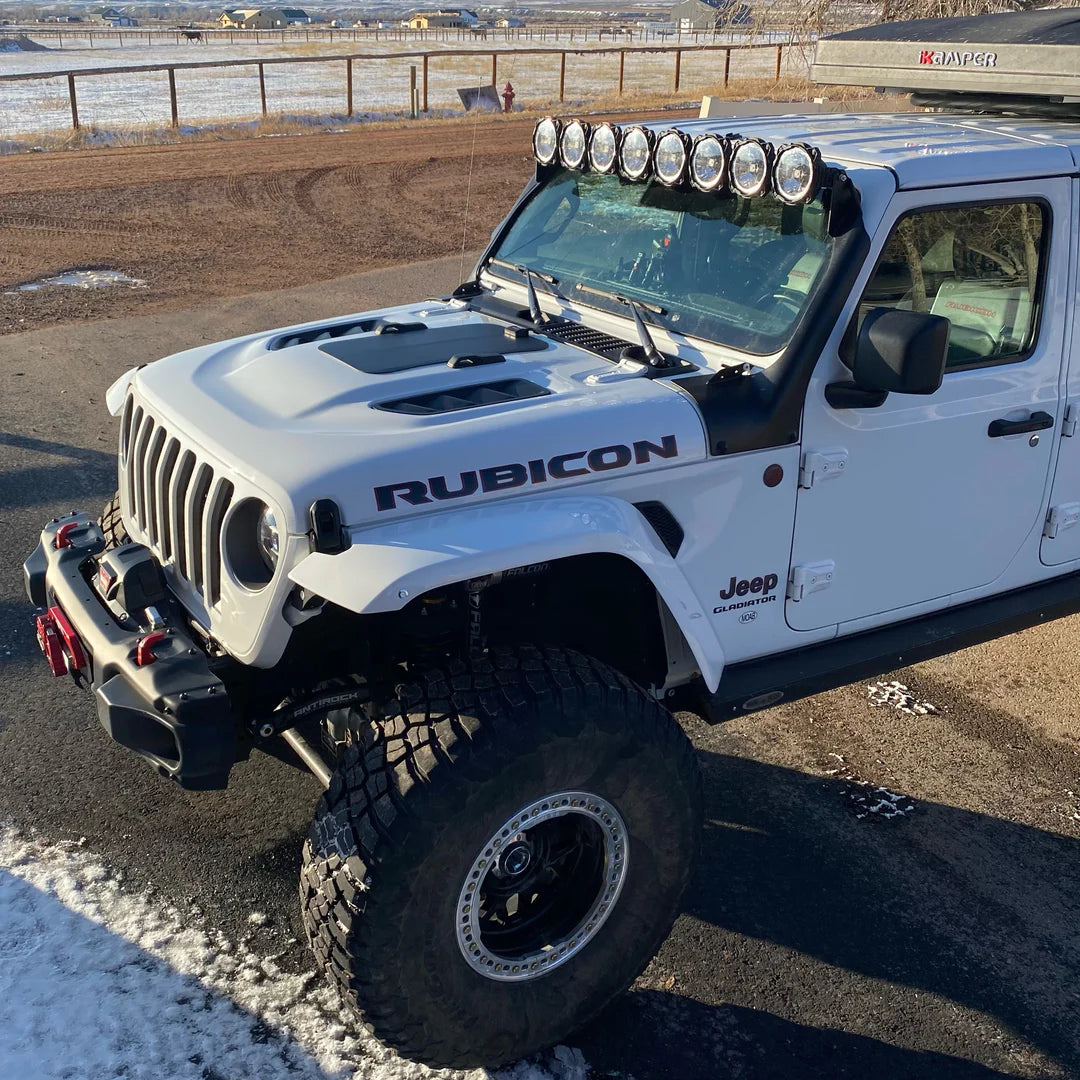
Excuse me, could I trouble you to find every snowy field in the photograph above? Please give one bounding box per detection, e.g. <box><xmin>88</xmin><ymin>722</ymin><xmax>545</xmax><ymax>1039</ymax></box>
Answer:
<box><xmin>0</xmin><ymin>35</ymin><xmax>811</xmax><ymax>138</ymax></box>
<box><xmin>0</xmin><ymin>823</ymin><xmax>588</xmax><ymax>1080</ymax></box>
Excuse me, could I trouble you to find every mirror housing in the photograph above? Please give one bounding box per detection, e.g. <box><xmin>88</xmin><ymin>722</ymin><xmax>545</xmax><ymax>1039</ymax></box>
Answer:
<box><xmin>827</xmin><ymin>307</ymin><xmax>950</xmax><ymax>408</ymax></box>
<box><xmin>853</xmin><ymin>307</ymin><xmax>950</xmax><ymax>394</ymax></box>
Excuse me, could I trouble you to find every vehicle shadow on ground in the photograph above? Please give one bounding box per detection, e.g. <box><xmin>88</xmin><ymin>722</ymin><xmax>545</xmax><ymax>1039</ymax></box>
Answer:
<box><xmin>587</xmin><ymin>994</ymin><xmax>1028</xmax><ymax>1080</ymax></box>
<box><xmin>0</xmin><ymin>431</ymin><xmax>115</xmax><ymax>512</ymax></box>
<box><xmin>0</xmin><ymin>865</ymin><xmax>336</xmax><ymax>1080</ymax></box>
<box><xmin>579</xmin><ymin>750</ymin><xmax>1079</xmax><ymax>1080</ymax></box>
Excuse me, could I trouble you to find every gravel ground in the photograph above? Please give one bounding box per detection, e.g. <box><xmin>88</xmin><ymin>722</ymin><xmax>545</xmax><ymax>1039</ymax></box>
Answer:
<box><xmin>1</xmin><ymin>132</ymin><xmax>1079</xmax><ymax>1078</ymax></box>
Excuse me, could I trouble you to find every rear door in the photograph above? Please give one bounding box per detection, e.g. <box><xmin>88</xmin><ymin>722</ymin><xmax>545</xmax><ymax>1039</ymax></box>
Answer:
<box><xmin>787</xmin><ymin>180</ymin><xmax>1069</xmax><ymax>632</ymax></box>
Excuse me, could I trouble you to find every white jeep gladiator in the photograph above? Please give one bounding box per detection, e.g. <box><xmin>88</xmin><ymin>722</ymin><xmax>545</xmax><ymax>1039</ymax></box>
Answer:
<box><xmin>24</xmin><ymin>9</ymin><xmax>1080</xmax><ymax>1069</ymax></box>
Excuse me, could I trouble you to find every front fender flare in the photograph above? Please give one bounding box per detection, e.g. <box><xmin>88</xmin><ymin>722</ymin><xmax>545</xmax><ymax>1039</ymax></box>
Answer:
<box><xmin>289</xmin><ymin>494</ymin><xmax>723</xmax><ymax>691</ymax></box>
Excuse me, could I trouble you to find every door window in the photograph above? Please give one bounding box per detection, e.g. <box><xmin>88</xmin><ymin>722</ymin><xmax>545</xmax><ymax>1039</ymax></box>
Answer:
<box><xmin>857</xmin><ymin>201</ymin><xmax>1047</xmax><ymax>370</ymax></box>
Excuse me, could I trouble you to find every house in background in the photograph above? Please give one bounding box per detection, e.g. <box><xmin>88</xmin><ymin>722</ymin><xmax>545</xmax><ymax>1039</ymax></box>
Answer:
<box><xmin>218</xmin><ymin>7</ymin><xmax>310</xmax><ymax>28</ymax></box>
<box><xmin>92</xmin><ymin>7</ymin><xmax>140</xmax><ymax>25</ymax></box>
<box><xmin>217</xmin><ymin>8</ymin><xmax>255</xmax><ymax>25</ymax></box>
<box><xmin>495</xmin><ymin>15</ymin><xmax>524</xmax><ymax>27</ymax></box>
<box><xmin>408</xmin><ymin>8</ymin><xmax>479</xmax><ymax>29</ymax></box>
<box><xmin>670</xmin><ymin>0</ymin><xmax>749</xmax><ymax>30</ymax></box>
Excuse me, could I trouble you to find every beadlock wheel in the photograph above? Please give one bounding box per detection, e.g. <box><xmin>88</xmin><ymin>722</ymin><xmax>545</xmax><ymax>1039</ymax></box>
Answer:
<box><xmin>299</xmin><ymin>645</ymin><xmax>702</xmax><ymax>1069</ymax></box>
<box><xmin>455</xmin><ymin>791</ymin><xmax>629</xmax><ymax>982</ymax></box>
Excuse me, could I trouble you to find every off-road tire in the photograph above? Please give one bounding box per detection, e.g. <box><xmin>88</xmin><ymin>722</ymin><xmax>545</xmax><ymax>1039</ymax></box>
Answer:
<box><xmin>101</xmin><ymin>492</ymin><xmax>130</xmax><ymax>548</ymax></box>
<box><xmin>299</xmin><ymin>645</ymin><xmax>702</xmax><ymax>1069</ymax></box>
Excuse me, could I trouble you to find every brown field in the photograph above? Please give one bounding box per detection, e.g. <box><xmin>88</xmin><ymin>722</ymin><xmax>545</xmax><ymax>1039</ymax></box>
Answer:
<box><xmin>0</xmin><ymin>85</ymin><xmax>866</xmax><ymax>334</ymax></box>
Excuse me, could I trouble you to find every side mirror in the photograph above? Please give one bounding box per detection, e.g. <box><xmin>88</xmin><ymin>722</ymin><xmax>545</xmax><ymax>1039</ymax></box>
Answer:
<box><xmin>826</xmin><ymin>307</ymin><xmax>951</xmax><ymax>409</ymax></box>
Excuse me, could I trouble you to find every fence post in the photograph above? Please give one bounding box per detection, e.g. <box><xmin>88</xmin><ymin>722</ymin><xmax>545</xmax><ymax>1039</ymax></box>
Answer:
<box><xmin>491</xmin><ymin>51</ymin><xmax>496</xmax><ymax>87</ymax></box>
<box><xmin>67</xmin><ymin>72</ymin><xmax>79</xmax><ymax>129</ymax></box>
<box><xmin>410</xmin><ymin>64</ymin><xmax>417</xmax><ymax>117</ymax></box>
<box><xmin>347</xmin><ymin>57</ymin><xmax>353</xmax><ymax>116</ymax></box>
<box><xmin>258</xmin><ymin>61</ymin><xmax>267</xmax><ymax>116</ymax></box>
<box><xmin>618</xmin><ymin>49</ymin><xmax>625</xmax><ymax>95</ymax></box>
<box><xmin>775</xmin><ymin>44</ymin><xmax>782</xmax><ymax>80</ymax></box>
<box><xmin>723</xmin><ymin>47</ymin><xmax>730</xmax><ymax>87</ymax></box>
<box><xmin>422</xmin><ymin>53</ymin><xmax>429</xmax><ymax>111</ymax></box>
<box><xmin>168</xmin><ymin>67</ymin><xmax>178</xmax><ymax>126</ymax></box>
<box><xmin>673</xmin><ymin>48</ymin><xmax>681</xmax><ymax>91</ymax></box>
<box><xmin>559</xmin><ymin>51</ymin><xmax>566</xmax><ymax>101</ymax></box>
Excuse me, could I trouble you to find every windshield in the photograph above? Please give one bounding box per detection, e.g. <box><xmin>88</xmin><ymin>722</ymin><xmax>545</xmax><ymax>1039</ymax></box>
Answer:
<box><xmin>489</xmin><ymin>167</ymin><xmax>836</xmax><ymax>356</ymax></box>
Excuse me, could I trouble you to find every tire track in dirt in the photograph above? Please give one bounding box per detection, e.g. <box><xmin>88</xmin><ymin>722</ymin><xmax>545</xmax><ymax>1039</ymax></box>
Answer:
<box><xmin>225</xmin><ymin>174</ymin><xmax>253</xmax><ymax>210</ymax></box>
<box><xmin>260</xmin><ymin>173</ymin><xmax>290</xmax><ymax>205</ymax></box>
<box><xmin>293</xmin><ymin>165</ymin><xmax>342</xmax><ymax>217</ymax></box>
<box><xmin>0</xmin><ymin>211</ymin><xmax>142</xmax><ymax>238</ymax></box>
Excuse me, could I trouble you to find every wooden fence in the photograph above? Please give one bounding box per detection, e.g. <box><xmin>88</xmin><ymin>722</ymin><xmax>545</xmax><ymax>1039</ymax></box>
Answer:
<box><xmin>0</xmin><ymin>41</ymin><xmax>809</xmax><ymax>134</ymax></box>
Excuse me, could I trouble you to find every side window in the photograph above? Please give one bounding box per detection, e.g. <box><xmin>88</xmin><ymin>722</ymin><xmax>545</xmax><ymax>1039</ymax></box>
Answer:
<box><xmin>858</xmin><ymin>201</ymin><xmax>1046</xmax><ymax>370</ymax></box>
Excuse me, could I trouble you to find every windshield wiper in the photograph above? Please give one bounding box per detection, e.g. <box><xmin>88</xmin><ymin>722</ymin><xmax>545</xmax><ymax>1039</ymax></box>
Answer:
<box><xmin>572</xmin><ymin>283</ymin><xmax>669</xmax><ymax>369</ymax></box>
<box><xmin>487</xmin><ymin>258</ymin><xmax>563</xmax><ymax>325</ymax></box>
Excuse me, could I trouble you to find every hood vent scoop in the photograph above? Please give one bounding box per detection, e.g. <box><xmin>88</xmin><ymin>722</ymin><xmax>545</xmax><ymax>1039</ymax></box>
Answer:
<box><xmin>269</xmin><ymin>318</ymin><xmax>426</xmax><ymax>351</ymax></box>
<box><xmin>376</xmin><ymin>378</ymin><xmax>550</xmax><ymax>416</ymax></box>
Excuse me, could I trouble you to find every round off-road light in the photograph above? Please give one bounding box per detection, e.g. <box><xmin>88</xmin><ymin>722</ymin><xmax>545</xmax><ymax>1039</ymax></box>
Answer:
<box><xmin>689</xmin><ymin>134</ymin><xmax>726</xmax><ymax>192</ymax></box>
<box><xmin>559</xmin><ymin>119</ymin><xmax>588</xmax><ymax>170</ymax></box>
<box><xmin>588</xmin><ymin>123</ymin><xmax>618</xmax><ymax>173</ymax></box>
<box><xmin>533</xmin><ymin>117</ymin><xmax>560</xmax><ymax>165</ymax></box>
<box><xmin>619</xmin><ymin>126</ymin><xmax>652</xmax><ymax>181</ymax></box>
<box><xmin>773</xmin><ymin>143</ymin><xmax>822</xmax><ymax>204</ymax></box>
<box><xmin>654</xmin><ymin>130</ymin><xmax>689</xmax><ymax>186</ymax></box>
<box><xmin>731</xmin><ymin>139</ymin><xmax>772</xmax><ymax>198</ymax></box>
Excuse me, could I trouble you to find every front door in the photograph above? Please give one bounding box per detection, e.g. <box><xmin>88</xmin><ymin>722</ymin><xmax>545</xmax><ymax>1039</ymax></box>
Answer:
<box><xmin>787</xmin><ymin>180</ymin><xmax>1070</xmax><ymax>633</ymax></box>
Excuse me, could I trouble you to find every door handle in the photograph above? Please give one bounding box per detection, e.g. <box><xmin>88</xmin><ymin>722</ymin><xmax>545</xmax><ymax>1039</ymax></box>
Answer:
<box><xmin>987</xmin><ymin>411</ymin><xmax>1054</xmax><ymax>438</ymax></box>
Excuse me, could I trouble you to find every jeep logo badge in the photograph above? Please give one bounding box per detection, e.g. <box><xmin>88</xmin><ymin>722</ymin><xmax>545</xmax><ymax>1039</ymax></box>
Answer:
<box><xmin>714</xmin><ymin>571</ymin><xmax>780</xmax><ymax>615</ymax></box>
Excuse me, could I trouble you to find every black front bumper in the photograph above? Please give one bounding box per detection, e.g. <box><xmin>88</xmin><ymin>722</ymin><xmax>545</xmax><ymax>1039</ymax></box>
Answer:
<box><xmin>24</xmin><ymin>512</ymin><xmax>237</xmax><ymax>790</ymax></box>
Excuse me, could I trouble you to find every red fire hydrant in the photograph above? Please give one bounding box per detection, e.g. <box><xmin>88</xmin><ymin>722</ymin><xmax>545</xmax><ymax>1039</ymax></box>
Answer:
<box><xmin>502</xmin><ymin>81</ymin><xmax>515</xmax><ymax>113</ymax></box>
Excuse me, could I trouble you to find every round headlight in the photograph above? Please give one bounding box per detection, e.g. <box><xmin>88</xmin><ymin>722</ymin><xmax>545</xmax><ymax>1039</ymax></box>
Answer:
<box><xmin>559</xmin><ymin>119</ymin><xmax>588</xmax><ymax>170</ymax></box>
<box><xmin>619</xmin><ymin>126</ymin><xmax>652</xmax><ymax>181</ymax></box>
<box><xmin>533</xmin><ymin>117</ymin><xmax>560</xmax><ymax>166</ymax></box>
<box><xmin>731</xmin><ymin>139</ymin><xmax>772</xmax><ymax>198</ymax></box>
<box><xmin>689</xmin><ymin>134</ymin><xmax>726</xmax><ymax>192</ymax></box>
<box><xmin>774</xmin><ymin>144</ymin><xmax>821</xmax><ymax>204</ymax></box>
<box><xmin>654</xmin><ymin>130</ymin><xmax>688</xmax><ymax>187</ymax></box>
<box><xmin>588</xmin><ymin>123</ymin><xmax>618</xmax><ymax>173</ymax></box>
<box><xmin>257</xmin><ymin>505</ymin><xmax>280</xmax><ymax>572</ymax></box>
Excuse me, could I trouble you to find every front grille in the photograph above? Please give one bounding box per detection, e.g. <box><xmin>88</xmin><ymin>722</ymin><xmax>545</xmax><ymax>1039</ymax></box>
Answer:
<box><xmin>120</xmin><ymin>396</ymin><xmax>234</xmax><ymax>608</ymax></box>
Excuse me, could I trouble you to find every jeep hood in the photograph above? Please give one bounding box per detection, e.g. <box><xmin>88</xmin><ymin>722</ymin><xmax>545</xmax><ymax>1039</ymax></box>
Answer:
<box><xmin>127</xmin><ymin>301</ymin><xmax>708</xmax><ymax>532</ymax></box>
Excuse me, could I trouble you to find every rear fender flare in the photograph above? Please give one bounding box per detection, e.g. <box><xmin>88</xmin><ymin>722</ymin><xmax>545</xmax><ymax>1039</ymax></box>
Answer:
<box><xmin>288</xmin><ymin>494</ymin><xmax>723</xmax><ymax>690</ymax></box>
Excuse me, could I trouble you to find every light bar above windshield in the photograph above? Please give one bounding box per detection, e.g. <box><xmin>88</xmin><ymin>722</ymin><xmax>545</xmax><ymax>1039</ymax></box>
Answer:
<box><xmin>532</xmin><ymin>117</ymin><xmax>827</xmax><ymax>204</ymax></box>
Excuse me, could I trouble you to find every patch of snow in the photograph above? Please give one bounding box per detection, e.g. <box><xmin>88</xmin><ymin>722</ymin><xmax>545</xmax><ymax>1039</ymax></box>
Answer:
<box><xmin>824</xmin><ymin>754</ymin><xmax>916</xmax><ymax>822</ymax></box>
<box><xmin>867</xmin><ymin>680</ymin><xmax>938</xmax><ymax>716</ymax></box>
<box><xmin>6</xmin><ymin>269</ymin><xmax>147</xmax><ymax>293</ymax></box>
<box><xmin>846</xmin><ymin>783</ymin><xmax>916</xmax><ymax>821</ymax></box>
<box><xmin>0</xmin><ymin>824</ymin><xmax>584</xmax><ymax>1080</ymax></box>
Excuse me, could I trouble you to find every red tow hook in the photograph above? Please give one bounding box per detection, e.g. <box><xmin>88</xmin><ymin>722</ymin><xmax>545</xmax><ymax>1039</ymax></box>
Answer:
<box><xmin>54</xmin><ymin>521</ymin><xmax>81</xmax><ymax>549</ymax></box>
<box><xmin>136</xmin><ymin>630</ymin><xmax>168</xmax><ymax>667</ymax></box>
<box><xmin>35</xmin><ymin>606</ymin><xmax>88</xmax><ymax>677</ymax></box>
<box><xmin>35</xmin><ymin>612</ymin><xmax>67</xmax><ymax>677</ymax></box>
<box><xmin>48</xmin><ymin>605</ymin><xmax>86</xmax><ymax>672</ymax></box>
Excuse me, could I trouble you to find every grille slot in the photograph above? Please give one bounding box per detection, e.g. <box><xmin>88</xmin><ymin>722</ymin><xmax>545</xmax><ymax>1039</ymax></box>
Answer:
<box><xmin>120</xmin><ymin>403</ymin><xmax>233</xmax><ymax>611</ymax></box>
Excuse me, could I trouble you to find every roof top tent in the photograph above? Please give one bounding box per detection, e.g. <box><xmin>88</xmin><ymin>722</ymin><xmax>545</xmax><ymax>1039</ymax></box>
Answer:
<box><xmin>811</xmin><ymin>10</ymin><xmax>1080</xmax><ymax>114</ymax></box>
